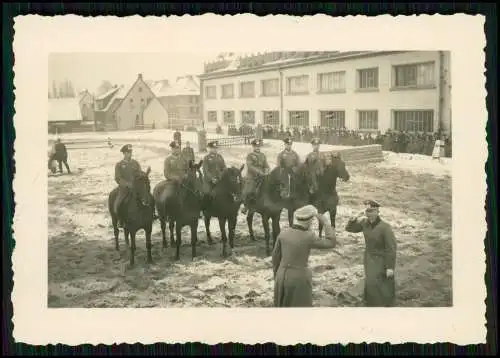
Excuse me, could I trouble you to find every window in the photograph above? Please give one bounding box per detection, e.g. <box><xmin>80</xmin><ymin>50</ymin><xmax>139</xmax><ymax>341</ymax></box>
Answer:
<box><xmin>318</xmin><ymin>71</ymin><xmax>346</xmax><ymax>93</ymax></box>
<box><xmin>241</xmin><ymin>111</ymin><xmax>256</xmax><ymax>125</ymax></box>
<box><xmin>319</xmin><ymin>111</ymin><xmax>346</xmax><ymax>128</ymax></box>
<box><xmin>138</xmin><ymin>87</ymin><xmax>143</xmax><ymax>92</ymax></box>
<box><xmin>207</xmin><ymin>111</ymin><xmax>217</xmax><ymax>123</ymax></box>
<box><xmin>221</xmin><ymin>84</ymin><xmax>234</xmax><ymax>98</ymax></box>
<box><xmin>393</xmin><ymin>110</ymin><xmax>434</xmax><ymax>132</ymax></box>
<box><xmin>358</xmin><ymin>110</ymin><xmax>378</xmax><ymax>130</ymax></box>
<box><xmin>205</xmin><ymin>86</ymin><xmax>216</xmax><ymax>99</ymax></box>
<box><xmin>288</xmin><ymin>111</ymin><xmax>309</xmax><ymax>127</ymax></box>
<box><xmin>287</xmin><ymin>75</ymin><xmax>309</xmax><ymax>95</ymax></box>
<box><xmin>223</xmin><ymin>111</ymin><xmax>235</xmax><ymax>124</ymax></box>
<box><xmin>239</xmin><ymin>81</ymin><xmax>255</xmax><ymax>98</ymax></box>
<box><xmin>393</xmin><ymin>62</ymin><xmax>435</xmax><ymax>88</ymax></box>
<box><xmin>263</xmin><ymin>111</ymin><xmax>280</xmax><ymax>127</ymax></box>
<box><xmin>261</xmin><ymin>78</ymin><xmax>279</xmax><ymax>96</ymax></box>
<box><xmin>357</xmin><ymin>68</ymin><xmax>379</xmax><ymax>90</ymax></box>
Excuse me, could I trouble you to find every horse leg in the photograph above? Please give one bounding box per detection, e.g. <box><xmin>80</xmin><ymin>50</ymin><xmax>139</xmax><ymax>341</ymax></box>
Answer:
<box><xmin>228</xmin><ymin>215</ymin><xmax>237</xmax><ymax>249</ymax></box>
<box><xmin>175</xmin><ymin>222</ymin><xmax>182</xmax><ymax>261</ymax></box>
<box><xmin>204</xmin><ymin>215</ymin><xmax>214</xmax><ymax>245</ymax></box>
<box><xmin>191</xmin><ymin>220</ymin><xmax>198</xmax><ymax>260</ymax></box>
<box><xmin>218</xmin><ymin>217</ymin><xmax>228</xmax><ymax>257</ymax></box>
<box><xmin>262</xmin><ymin>215</ymin><xmax>272</xmax><ymax>256</ymax></box>
<box><xmin>145</xmin><ymin>225</ymin><xmax>153</xmax><ymax>264</ymax></box>
<box><xmin>318</xmin><ymin>215</ymin><xmax>324</xmax><ymax>238</ymax></box>
<box><xmin>247</xmin><ymin>210</ymin><xmax>256</xmax><ymax>241</ymax></box>
<box><xmin>271</xmin><ymin>214</ymin><xmax>281</xmax><ymax>249</ymax></box>
<box><xmin>169</xmin><ymin>219</ymin><xmax>175</xmax><ymax>247</ymax></box>
<box><xmin>112</xmin><ymin>215</ymin><xmax>120</xmax><ymax>251</ymax></box>
<box><xmin>330</xmin><ymin>206</ymin><xmax>337</xmax><ymax>229</ymax></box>
<box><xmin>124</xmin><ymin>227</ymin><xmax>130</xmax><ymax>247</ymax></box>
<box><xmin>160</xmin><ymin>219</ymin><xmax>167</xmax><ymax>248</ymax></box>
<box><xmin>129</xmin><ymin>230</ymin><xmax>136</xmax><ymax>267</ymax></box>
<box><xmin>287</xmin><ymin>207</ymin><xmax>294</xmax><ymax>227</ymax></box>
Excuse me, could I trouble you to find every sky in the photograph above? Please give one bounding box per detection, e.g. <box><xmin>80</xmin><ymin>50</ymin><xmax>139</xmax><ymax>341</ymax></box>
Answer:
<box><xmin>48</xmin><ymin>52</ymin><xmax>222</xmax><ymax>94</ymax></box>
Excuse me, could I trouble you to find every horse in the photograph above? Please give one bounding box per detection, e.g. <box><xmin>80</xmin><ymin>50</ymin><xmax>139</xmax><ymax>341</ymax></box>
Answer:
<box><xmin>153</xmin><ymin>160</ymin><xmax>204</xmax><ymax>261</ymax></box>
<box><xmin>108</xmin><ymin>166</ymin><xmax>155</xmax><ymax>267</ymax></box>
<box><xmin>201</xmin><ymin>165</ymin><xmax>245</xmax><ymax>257</ymax></box>
<box><xmin>278</xmin><ymin>163</ymin><xmax>311</xmax><ymax>227</ymax></box>
<box><xmin>244</xmin><ymin>166</ymin><xmax>287</xmax><ymax>256</ymax></box>
<box><xmin>309</xmin><ymin>153</ymin><xmax>350</xmax><ymax>236</ymax></box>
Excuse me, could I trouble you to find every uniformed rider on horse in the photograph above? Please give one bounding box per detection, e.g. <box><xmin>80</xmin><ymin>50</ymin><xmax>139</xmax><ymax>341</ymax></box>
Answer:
<box><xmin>240</xmin><ymin>138</ymin><xmax>270</xmax><ymax>214</ymax></box>
<box><xmin>114</xmin><ymin>144</ymin><xmax>157</xmax><ymax>228</ymax></box>
<box><xmin>202</xmin><ymin>141</ymin><xmax>226</xmax><ymax>199</ymax></box>
<box><xmin>163</xmin><ymin>140</ymin><xmax>189</xmax><ymax>197</ymax></box>
<box><xmin>305</xmin><ymin>137</ymin><xmax>324</xmax><ymax>194</ymax></box>
<box><xmin>277</xmin><ymin>137</ymin><xmax>300</xmax><ymax>176</ymax></box>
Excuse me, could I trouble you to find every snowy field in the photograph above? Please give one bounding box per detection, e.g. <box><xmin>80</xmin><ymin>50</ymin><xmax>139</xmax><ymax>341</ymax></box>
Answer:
<box><xmin>47</xmin><ymin>133</ymin><xmax>452</xmax><ymax>308</ymax></box>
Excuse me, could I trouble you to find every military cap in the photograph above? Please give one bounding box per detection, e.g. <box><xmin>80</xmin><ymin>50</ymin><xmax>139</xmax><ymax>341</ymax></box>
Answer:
<box><xmin>120</xmin><ymin>144</ymin><xmax>132</xmax><ymax>153</ymax></box>
<box><xmin>283</xmin><ymin>137</ymin><xmax>293</xmax><ymax>145</ymax></box>
<box><xmin>311</xmin><ymin>138</ymin><xmax>321</xmax><ymax>145</ymax></box>
<box><xmin>294</xmin><ymin>205</ymin><xmax>318</xmax><ymax>222</ymax></box>
<box><xmin>363</xmin><ymin>200</ymin><xmax>381</xmax><ymax>209</ymax></box>
<box><xmin>251</xmin><ymin>138</ymin><xmax>262</xmax><ymax>146</ymax></box>
<box><xmin>170</xmin><ymin>141</ymin><xmax>180</xmax><ymax>149</ymax></box>
<box><xmin>207</xmin><ymin>141</ymin><xmax>218</xmax><ymax>149</ymax></box>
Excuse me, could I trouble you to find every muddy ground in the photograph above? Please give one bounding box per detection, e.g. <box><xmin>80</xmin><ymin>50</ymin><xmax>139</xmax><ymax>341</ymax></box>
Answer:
<box><xmin>48</xmin><ymin>144</ymin><xmax>452</xmax><ymax>308</ymax></box>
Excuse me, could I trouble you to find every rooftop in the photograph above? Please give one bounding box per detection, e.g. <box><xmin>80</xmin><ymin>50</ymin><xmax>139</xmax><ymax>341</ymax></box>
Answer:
<box><xmin>48</xmin><ymin>98</ymin><xmax>82</xmax><ymax>123</ymax></box>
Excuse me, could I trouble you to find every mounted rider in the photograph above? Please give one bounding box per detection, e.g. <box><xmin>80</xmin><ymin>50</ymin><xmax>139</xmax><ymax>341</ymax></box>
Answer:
<box><xmin>181</xmin><ymin>140</ymin><xmax>195</xmax><ymax>163</ymax></box>
<box><xmin>277</xmin><ymin>137</ymin><xmax>300</xmax><ymax>176</ymax></box>
<box><xmin>305</xmin><ymin>137</ymin><xmax>325</xmax><ymax>194</ymax></box>
<box><xmin>202</xmin><ymin>141</ymin><xmax>227</xmax><ymax>198</ymax></box>
<box><xmin>114</xmin><ymin>144</ymin><xmax>142</xmax><ymax>228</ymax></box>
<box><xmin>240</xmin><ymin>138</ymin><xmax>270</xmax><ymax>214</ymax></box>
<box><xmin>163</xmin><ymin>140</ymin><xmax>189</xmax><ymax>198</ymax></box>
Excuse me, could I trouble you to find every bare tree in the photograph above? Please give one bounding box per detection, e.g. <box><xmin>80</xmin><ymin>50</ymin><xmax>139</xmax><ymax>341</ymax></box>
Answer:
<box><xmin>97</xmin><ymin>80</ymin><xmax>114</xmax><ymax>96</ymax></box>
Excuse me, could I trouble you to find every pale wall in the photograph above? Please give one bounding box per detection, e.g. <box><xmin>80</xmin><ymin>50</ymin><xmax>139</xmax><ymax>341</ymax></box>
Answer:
<box><xmin>115</xmin><ymin>77</ymin><xmax>157</xmax><ymax>130</ymax></box>
<box><xmin>202</xmin><ymin>51</ymin><xmax>451</xmax><ymax>133</ymax></box>
<box><xmin>143</xmin><ymin>98</ymin><xmax>170</xmax><ymax>128</ymax></box>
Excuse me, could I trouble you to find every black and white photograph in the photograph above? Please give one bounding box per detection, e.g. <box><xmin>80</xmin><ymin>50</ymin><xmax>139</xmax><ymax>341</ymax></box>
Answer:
<box><xmin>12</xmin><ymin>14</ymin><xmax>486</xmax><ymax>345</ymax></box>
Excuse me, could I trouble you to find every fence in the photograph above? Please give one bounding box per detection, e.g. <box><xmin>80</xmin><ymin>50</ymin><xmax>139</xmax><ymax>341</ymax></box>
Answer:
<box><xmin>206</xmin><ymin>135</ymin><xmax>255</xmax><ymax>148</ymax></box>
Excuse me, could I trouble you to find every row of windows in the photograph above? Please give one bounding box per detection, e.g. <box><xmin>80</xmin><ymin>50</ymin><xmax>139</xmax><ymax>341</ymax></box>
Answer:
<box><xmin>204</xmin><ymin>62</ymin><xmax>436</xmax><ymax>99</ymax></box>
<box><xmin>206</xmin><ymin>109</ymin><xmax>435</xmax><ymax>132</ymax></box>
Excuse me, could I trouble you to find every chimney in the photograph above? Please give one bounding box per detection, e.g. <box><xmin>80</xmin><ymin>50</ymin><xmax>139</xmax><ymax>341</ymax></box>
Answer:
<box><xmin>138</xmin><ymin>73</ymin><xmax>143</xmax><ymax>79</ymax></box>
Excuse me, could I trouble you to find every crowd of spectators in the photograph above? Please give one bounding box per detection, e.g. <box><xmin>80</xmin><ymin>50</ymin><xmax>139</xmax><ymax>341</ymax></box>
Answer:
<box><xmin>223</xmin><ymin>124</ymin><xmax>452</xmax><ymax>158</ymax></box>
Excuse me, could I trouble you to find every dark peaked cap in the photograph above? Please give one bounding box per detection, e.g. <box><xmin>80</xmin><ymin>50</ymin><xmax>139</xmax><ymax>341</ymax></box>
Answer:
<box><xmin>363</xmin><ymin>199</ymin><xmax>381</xmax><ymax>208</ymax></box>
<box><xmin>170</xmin><ymin>141</ymin><xmax>180</xmax><ymax>149</ymax></box>
<box><xmin>207</xmin><ymin>141</ymin><xmax>218</xmax><ymax>148</ymax></box>
<box><xmin>120</xmin><ymin>144</ymin><xmax>132</xmax><ymax>153</ymax></box>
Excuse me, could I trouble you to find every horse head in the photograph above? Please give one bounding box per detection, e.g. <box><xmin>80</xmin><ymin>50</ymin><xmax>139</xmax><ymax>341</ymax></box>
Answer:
<box><xmin>324</xmin><ymin>153</ymin><xmax>350</xmax><ymax>182</ymax></box>
<box><xmin>132</xmin><ymin>166</ymin><xmax>152</xmax><ymax>207</ymax></box>
<box><xmin>220</xmin><ymin>164</ymin><xmax>245</xmax><ymax>202</ymax></box>
<box><xmin>186</xmin><ymin>160</ymin><xmax>204</xmax><ymax>196</ymax></box>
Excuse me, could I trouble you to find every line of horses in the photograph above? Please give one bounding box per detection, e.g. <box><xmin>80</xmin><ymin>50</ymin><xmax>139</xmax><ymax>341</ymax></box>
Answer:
<box><xmin>108</xmin><ymin>153</ymin><xmax>350</xmax><ymax>267</ymax></box>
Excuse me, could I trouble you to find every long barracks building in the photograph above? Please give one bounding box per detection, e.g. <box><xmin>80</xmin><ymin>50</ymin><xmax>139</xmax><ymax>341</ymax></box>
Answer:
<box><xmin>199</xmin><ymin>51</ymin><xmax>451</xmax><ymax>135</ymax></box>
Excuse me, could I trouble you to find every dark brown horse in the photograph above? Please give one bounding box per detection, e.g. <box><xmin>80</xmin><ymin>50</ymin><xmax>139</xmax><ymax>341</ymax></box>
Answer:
<box><xmin>278</xmin><ymin>163</ymin><xmax>311</xmax><ymax>227</ymax></box>
<box><xmin>309</xmin><ymin>154</ymin><xmax>350</xmax><ymax>236</ymax></box>
<box><xmin>244</xmin><ymin>166</ymin><xmax>286</xmax><ymax>256</ymax></box>
<box><xmin>201</xmin><ymin>165</ymin><xmax>245</xmax><ymax>257</ymax></box>
<box><xmin>153</xmin><ymin>160</ymin><xmax>204</xmax><ymax>260</ymax></box>
<box><xmin>108</xmin><ymin>166</ymin><xmax>155</xmax><ymax>267</ymax></box>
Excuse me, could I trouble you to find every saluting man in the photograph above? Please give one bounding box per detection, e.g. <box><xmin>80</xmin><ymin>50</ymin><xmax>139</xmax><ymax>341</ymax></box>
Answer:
<box><xmin>202</xmin><ymin>141</ymin><xmax>227</xmax><ymax>198</ymax></box>
<box><xmin>241</xmin><ymin>138</ymin><xmax>270</xmax><ymax>214</ymax></box>
<box><xmin>345</xmin><ymin>200</ymin><xmax>397</xmax><ymax>307</ymax></box>
<box><xmin>277</xmin><ymin>137</ymin><xmax>300</xmax><ymax>176</ymax></box>
<box><xmin>163</xmin><ymin>140</ymin><xmax>189</xmax><ymax>197</ymax></box>
<box><xmin>114</xmin><ymin>144</ymin><xmax>142</xmax><ymax>228</ymax></box>
<box><xmin>305</xmin><ymin>137</ymin><xmax>324</xmax><ymax>194</ymax></box>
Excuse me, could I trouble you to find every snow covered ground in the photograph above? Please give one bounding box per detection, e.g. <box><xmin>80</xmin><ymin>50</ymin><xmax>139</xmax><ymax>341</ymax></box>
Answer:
<box><xmin>47</xmin><ymin>134</ymin><xmax>452</xmax><ymax>308</ymax></box>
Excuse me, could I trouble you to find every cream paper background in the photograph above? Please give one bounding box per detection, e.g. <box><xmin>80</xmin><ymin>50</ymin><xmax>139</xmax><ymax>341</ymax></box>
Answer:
<box><xmin>12</xmin><ymin>14</ymin><xmax>487</xmax><ymax>345</ymax></box>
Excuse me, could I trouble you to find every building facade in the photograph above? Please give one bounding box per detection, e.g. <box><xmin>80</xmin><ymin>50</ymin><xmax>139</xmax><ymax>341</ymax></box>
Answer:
<box><xmin>199</xmin><ymin>51</ymin><xmax>452</xmax><ymax>135</ymax></box>
<box><xmin>143</xmin><ymin>96</ymin><xmax>170</xmax><ymax>128</ymax></box>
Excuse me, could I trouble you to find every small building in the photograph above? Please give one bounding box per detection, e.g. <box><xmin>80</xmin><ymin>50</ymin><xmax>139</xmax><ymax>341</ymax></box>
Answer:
<box><xmin>143</xmin><ymin>96</ymin><xmax>170</xmax><ymax>129</ymax></box>
<box><xmin>149</xmin><ymin>75</ymin><xmax>201</xmax><ymax>129</ymax></box>
<box><xmin>199</xmin><ymin>51</ymin><xmax>452</xmax><ymax>135</ymax></box>
<box><xmin>48</xmin><ymin>98</ymin><xmax>85</xmax><ymax>134</ymax></box>
<box><xmin>94</xmin><ymin>86</ymin><xmax>122</xmax><ymax>131</ymax></box>
<box><xmin>77</xmin><ymin>89</ymin><xmax>95</xmax><ymax>128</ymax></box>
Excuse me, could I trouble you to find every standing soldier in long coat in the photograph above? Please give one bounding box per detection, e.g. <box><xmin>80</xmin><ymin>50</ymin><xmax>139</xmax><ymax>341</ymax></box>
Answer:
<box><xmin>114</xmin><ymin>144</ymin><xmax>142</xmax><ymax>228</ymax></box>
<box><xmin>276</xmin><ymin>137</ymin><xmax>300</xmax><ymax>177</ymax></box>
<box><xmin>181</xmin><ymin>141</ymin><xmax>195</xmax><ymax>164</ymax></box>
<box><xmin>163</xmin><ymin>141</ymin><xmax>189</xmax><ymax>198</ymax></box>
<box><xmin>272</xmin><ymin>204</ymin><xmax>337</xmax><ymax>307</ymax></box>
<box><xmin>173</xmin><ymin>130</ymin><xmax>182</xmax><ymax>148</ymax></box>
<box><xmin>345</xmin><ymin>200</ymin><xmax>397</xmax><ymax>307</ymax></box>
<box><xmin>305</xmin><ymin>138</ymin><xmax>324</xmax><ymax>194</ymax></box>
<box><xmin>202</xmin><ymin>141</ymin><xmax>226</xmax><ymax>199</ymax></box>
<box><xmin>54</xmin><ymin>138</ymin><xmax>71</xmax><ymax>174</ymax></box>
<box><xmin>240</xmin><ymin>138</ymin><xmax>270</xmax><ymax>214</ymax></box>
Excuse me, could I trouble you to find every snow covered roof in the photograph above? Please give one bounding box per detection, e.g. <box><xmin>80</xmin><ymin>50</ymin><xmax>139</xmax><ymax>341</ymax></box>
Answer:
<box><xmin>95</xmin><ymin>86</ymin><xmax>120</xmax><ymax>101</ymax></box>
<box><xmin>48</xmin><ymin>98</ymin><xmax>82</xmax><ymax>123</ymax></box>
<box><xmin>150</xmin><ymin>75</ymin><xmax>200</xmax><ymax>97</ymax></box>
